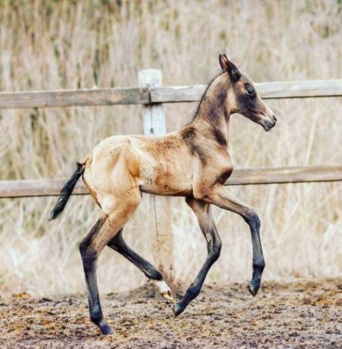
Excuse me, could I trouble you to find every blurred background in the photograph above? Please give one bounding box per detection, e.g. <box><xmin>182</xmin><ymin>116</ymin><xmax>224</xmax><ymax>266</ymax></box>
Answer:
<box><xmin>0</xmin><ymin>0</ymin><xmax>341</xmax><ymax>297</ymax></box>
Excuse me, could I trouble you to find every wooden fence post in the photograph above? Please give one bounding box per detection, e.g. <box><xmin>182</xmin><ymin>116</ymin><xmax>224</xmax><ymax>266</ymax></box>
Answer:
<box><xmin>138</xmin><ymin>69</ymin><xmax>175</xmax><ymax>292</ymax></box>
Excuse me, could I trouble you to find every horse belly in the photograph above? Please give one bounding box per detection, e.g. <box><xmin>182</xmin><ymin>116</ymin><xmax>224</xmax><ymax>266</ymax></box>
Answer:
<box><xmin>139</xmin><ymin>159</ymin><xmax>193</xmax><ymax>196</ymax></box>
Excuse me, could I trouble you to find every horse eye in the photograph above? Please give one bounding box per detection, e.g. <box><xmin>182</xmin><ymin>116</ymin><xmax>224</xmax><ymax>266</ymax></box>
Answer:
<box><xmin>246</xmin><ymin>87</ymin><xmax>256</xmax><ymax>97</ymax></box>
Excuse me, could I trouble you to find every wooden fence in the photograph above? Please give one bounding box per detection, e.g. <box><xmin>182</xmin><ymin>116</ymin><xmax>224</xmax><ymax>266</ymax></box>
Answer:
<box><xmin>1</xmin><ymin>73</ymin><xmax>342</xmax><ymax>289</ymax></box>
<box><xmin>1</xmin><ymin>78</ymin><xmax>342</xmax><ymax>198</ymax></box>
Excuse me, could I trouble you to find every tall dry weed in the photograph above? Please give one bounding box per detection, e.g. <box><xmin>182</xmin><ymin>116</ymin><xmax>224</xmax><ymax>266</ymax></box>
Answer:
<box><xmin>0</xmin><ymin>0</ymin><xmax>341</xmax><ymax>296</ymax></box>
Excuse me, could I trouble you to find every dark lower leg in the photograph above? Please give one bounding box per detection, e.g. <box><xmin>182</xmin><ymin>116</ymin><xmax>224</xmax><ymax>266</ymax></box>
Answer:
<box><xmin>210</xmin><ymin>185</ymin><xmax>265</xmax><ymax>296</ymax></box>
<box><xmin>244</xmin><ymin>214</ymin><xmax>265</xmax><ymax>296</ymax></box>
<box><xmin>174</xmin><ymin>235</ymin><xmax>221</xmax><ymax>316</ymax></box>
<box><xmin>108</xmin><ymin>229</ymin><xmax>163</xmax><ymax>280</ymax></box>
<box><xmin>108</xmin><ymin>229</ymin><xmax>173</xmax><ymax>300</ymax></box>
<box><xmin>79</xmin><ymin>217</ymin><xmax>113</xmax><ymax>335</ymax></box>
<box><xmin>174</xmin><ymin>199</ymin><xmax>222</xmax><ymax>317</ymax></box>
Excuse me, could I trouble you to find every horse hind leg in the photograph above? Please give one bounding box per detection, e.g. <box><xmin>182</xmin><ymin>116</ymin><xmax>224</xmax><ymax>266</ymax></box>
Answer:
<box><xmin>79</xmin><ymin>215</ymin><xmax>111</xmax><ymax>334</ymax></box>
<box><xmin>107</xmin><ymin>229</ymin><xmax>173</xmax><ymax>301</ymax></box>
<box><xmin>79</xmin><ymin>192</ymin><xmax>141</xmax><ymax>335</ymax></box>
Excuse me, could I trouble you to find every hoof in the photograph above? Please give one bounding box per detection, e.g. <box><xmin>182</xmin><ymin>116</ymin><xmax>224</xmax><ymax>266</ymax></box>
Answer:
<box><xmin>173</xmin><ymin>302</ymin><xmax>186</xmax><ymax>318</ymax></box>
<box><xmin>156</xmin><ymin>280</ymin><xmax>174</xmax><ymax>302</ymax></box>
<box><xmin>96</xmin><ymin>320</ymin><xmax>114</xmax><ymax>335</ymax></box>
<box><xmin>248</xmin><ymin>281</ymin><xmax>260</xmax><ymax>297</ymax></box>
<box><xmin>100</xmin><ymin>323</ymin><xmax>114</xmax><ymax>335</ymax></box>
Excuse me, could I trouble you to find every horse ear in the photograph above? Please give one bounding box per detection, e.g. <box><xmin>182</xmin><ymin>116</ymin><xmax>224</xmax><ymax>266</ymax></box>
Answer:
<box><xmin>218</xmin><ymin>54</ymin><xmax>241</xmax><ymax>82</ymax></box>
<box><xmin>219</xmin><ymin>53</ymin><xmax>229</xmax><ymax>71</ymax></box>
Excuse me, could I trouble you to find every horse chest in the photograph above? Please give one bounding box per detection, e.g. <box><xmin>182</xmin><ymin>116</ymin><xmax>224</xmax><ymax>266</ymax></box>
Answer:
<box><xmin>204</xmin><ymin>154</ymin><xmax>234</xmax><ymax>184</ymax></box>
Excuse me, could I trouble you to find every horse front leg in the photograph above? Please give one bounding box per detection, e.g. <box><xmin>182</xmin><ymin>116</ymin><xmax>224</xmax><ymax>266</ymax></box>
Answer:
<box><xmin>174</xmin><ymin>197</ymin><xmax>222</xmax><ymax>317</ymax></box>
<box><xmin>204</xmin><ymin>184</ymin><xmax>265</xmax><ymax>296</ymax></box>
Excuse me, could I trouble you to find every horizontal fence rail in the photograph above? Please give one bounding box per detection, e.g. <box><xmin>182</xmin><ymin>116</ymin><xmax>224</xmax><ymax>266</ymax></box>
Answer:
<box><xmin>1</xmin><ymin>165</ymin><xmax>341</xmax><ymax>198</ymax></box>
<box><xmin>0</xmin><ymin>87</ymin><xmax>150</xmax><ymax>109</ymax></box>
<box><xmin>151</xmin><ymin>80</ymin><xmax>342</xmax><ymax>103</ymax></box>
<box><xmin>1</xmin><ymin>80</ymin><xmax>342</xmax><ymax>109</ymax></box>
<box><xmin>1</xmin><ymin>78</ymin><xmax>342</xmax><ymax>200</ymax></box>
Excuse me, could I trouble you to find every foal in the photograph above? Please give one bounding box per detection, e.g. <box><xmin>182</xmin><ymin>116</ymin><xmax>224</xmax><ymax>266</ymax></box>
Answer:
<box><xmin>50</xmin><ymin>54</ymin><xmax>277</xmax><ymax>335</ymax></box>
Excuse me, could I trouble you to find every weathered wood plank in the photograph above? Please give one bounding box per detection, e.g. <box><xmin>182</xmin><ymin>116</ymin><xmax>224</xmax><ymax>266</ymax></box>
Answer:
<box><xmin>257</xmin><ymin>80</ymin><xmax>342</xmax><ymax>99</ymax></box>
<box><xmin>227</xmin><ymin>165</ymin><xmax>342</xmax><ymax>185</ymax></box>
<box><xmin>1</xmin><ymin>166</ymin><xmax>341</xmax><ymax>198</ymax></box>
<box><xmin>150</xmin><ymin>80</ymin><xmax>342</xmax><ymax>103</ymax></box>
<box><xmin>0</xmin><ymin>87</ymin><xmax>150</xmax><ymax>109</ymax></box>
<box><xmin>0</xmin><ymin>179</ymin><xmax>88</xmax><ymax>198</ymax></box>
<box><xmin>139</xmin><ymin>69</ymin><xmax>175</xmax><ymax>290</ymax></box>
<box><xmin>0</xmin><ymin>80</ymin><xmax>342</xmax><ymax>109</ymax></box>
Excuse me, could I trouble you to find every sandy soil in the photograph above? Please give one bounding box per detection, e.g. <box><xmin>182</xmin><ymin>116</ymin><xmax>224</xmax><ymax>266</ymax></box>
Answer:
<box><xmin>0</xmin><ymin>279</ymin><xmax>342</xmax><ymax>349</ymax></box>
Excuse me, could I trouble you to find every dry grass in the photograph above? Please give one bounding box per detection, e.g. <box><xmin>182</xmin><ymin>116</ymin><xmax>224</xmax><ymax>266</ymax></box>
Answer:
<box><xmin>0</xmin><ymin>0</ymin><xmax>342</xmax><ymax>297</ymax></box>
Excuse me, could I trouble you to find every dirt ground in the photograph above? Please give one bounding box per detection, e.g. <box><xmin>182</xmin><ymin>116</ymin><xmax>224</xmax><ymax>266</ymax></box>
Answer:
<box><xmin>1</xmin><ymin>279</ymin><xmax>342</xmax><ymax>349</ymax></box>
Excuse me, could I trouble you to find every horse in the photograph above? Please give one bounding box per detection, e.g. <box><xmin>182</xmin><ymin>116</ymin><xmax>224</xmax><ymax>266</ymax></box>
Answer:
<box><xmin>50</xmin><ymin>53</ymin><xmax>277</xmax><ymax>335</ymax></box>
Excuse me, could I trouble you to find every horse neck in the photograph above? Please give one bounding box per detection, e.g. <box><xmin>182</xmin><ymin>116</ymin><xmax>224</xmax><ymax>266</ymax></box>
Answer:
<box><xmin>191</xmin><ymin>73</ymin><xmax>231</xmax><ymax>146</ymax></box>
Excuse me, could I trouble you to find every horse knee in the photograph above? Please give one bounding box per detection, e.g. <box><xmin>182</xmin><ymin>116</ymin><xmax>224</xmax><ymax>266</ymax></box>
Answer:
<box><xmin>244</xmin><ymin>209</ymin><xmax>260</xmax><ymax>230</ymax></box>
<box><xmin>79</xmin><ymin>239</ymin><xmax>97</xmax><ymax>272</ymax></box>
<box><xmin>211</xmin><ymin>239</ymin><xmax>222</xmax><ymax>261</ymax></box>
<box><xmin>79</xmin><ymin>239</ymin><xmax>88</xmax><ymax>257</ymax></box>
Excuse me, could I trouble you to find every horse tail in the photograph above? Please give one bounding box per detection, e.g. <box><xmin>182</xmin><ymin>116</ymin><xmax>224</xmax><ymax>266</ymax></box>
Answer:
<box><xmin>49</xmin><ymin>162</ymin><xmax>85</xmax><ymax>220</ymax></box>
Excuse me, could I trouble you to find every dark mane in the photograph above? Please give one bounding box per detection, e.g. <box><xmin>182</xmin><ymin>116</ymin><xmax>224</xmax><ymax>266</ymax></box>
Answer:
<box><xmin>190</xmin><ymin>71</ymin><xmax>226</xmax><ymax>123</ymax></box>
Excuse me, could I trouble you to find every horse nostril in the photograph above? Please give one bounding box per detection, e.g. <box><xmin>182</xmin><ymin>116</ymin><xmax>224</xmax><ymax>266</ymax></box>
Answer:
<box><xmin>273</xmin><ymin>115</ymin><xmax>277</xmax><ymax>122</ymax></box>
